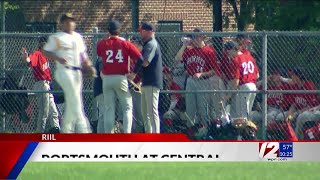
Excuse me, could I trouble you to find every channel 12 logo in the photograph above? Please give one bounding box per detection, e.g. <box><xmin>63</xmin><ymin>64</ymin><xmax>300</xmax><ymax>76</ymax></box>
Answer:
<box><xmin>259</xmin><ymin>142</ymin><xmax>293</xmax><ymax>161</ymax></box>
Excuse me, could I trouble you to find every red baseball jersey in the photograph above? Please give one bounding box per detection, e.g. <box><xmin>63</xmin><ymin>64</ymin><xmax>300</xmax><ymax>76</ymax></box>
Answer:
<box><xmin>232</xmin><ymin>53</ymin><xmax>259</xmax><ymax>85</ymax></box>
<box><xmin>28</xmin><ymin>50</ymin><xmax>52</xmax><ymax>81</ymax></box>
<box><xmin>267</xmin><ymin>121</ymin><xmax>298</xmax><ymax>141</ymax></box>
<box><xmin>258</xmin><ymin>83</ymin><xmax>289</xmax><ymax>106</ymax></box>
<box><xmin>97</xmin><ymin>37</ymin><xmax>142</xmax><ymax>75</ymax></box>
<box><xmin>241</xmin><ymin>48</ymin><xmax>251</xmax><ymax>55</ymax></box>
<box><xmin>219</xmin><ymin>50</ymin><xmax>235</xmax><ymax>80</ymax></box>
<box><xmin>168</xmin><ymin>81</ymin><xmax>182</xmax><ymax>109</ymax></box>
<box><xmin>282</xmin><ymin>81</ymin><xmax>319</xmax><ymax>110</ymax></box>
<box><xmin>182</xmin><ymin>46</ymin><xmax>220</xmax><ymax>76</ymax></box>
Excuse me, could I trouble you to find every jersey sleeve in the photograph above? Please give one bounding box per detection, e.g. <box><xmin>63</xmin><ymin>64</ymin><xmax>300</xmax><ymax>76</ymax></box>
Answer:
<box><xmin>127</xmin><ymin>42</ymin><xmax>142</xmax><ymax>61</ymax></box>
<box><xmin>253</xmin><ymin>58</ymin><xmax>259</xmax><ymax>76</ymax></box>
<box><xmin>232</xmin><ymin>57</ymin><xmax>241</xmax><ymax>79</ymax></box>
<box><xmin>28</xmin><ymin>52</ymin><xmax>39</xmax><ymax>67</ymax></box>
<box><xmin>142</xmin><ymin>41</ymin><xmax>157</xmax><ymax>63</ymax></box>
<box><xmin>181</xmin><ymin>50</ymin><xmax>188</xmax><ymax>63</ymax></box>
<box><xmin>43</xmin><ymin>35</ymin><xmax>58</xmax><ymax>52</ymax></box>
<box><xmin>206</xmin><ymin>47</ymin><xmax>220</xmax><ymax>75</ymax></box>
<box><xmin>304</xmin><ymin>81</ymin><xmax>316</xmax><ymax>90</ymax></box>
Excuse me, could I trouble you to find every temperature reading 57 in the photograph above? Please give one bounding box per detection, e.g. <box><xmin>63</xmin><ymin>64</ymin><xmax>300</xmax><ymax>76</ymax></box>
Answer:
<box><xmin>282</xmin><ymin>144</ymin><xmax>293</xmax><ymax>150</ymax></box>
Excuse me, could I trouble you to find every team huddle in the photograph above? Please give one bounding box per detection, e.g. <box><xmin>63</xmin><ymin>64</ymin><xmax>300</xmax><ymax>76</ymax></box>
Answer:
<box><xmin>20</xmin><ymin>13</ymin><xmax>320</xmax><ymax>140</ymax></box>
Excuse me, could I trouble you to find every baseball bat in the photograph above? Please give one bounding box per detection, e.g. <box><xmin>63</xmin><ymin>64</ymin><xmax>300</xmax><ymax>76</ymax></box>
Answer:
<box><xmin>19</xmin><ymin>49</ymin><xmax>31</xmax><ymax>88</ymax></box>
<box><xmin>220</xmin><ymin>101</ymin><xmax>227</xmax><ymax>117</ymax></box>
<box><xmin>245</xmin><ymin>96</ymin><xmax>249</xmax><ymax>120</ymax></box>
<box><xmin>219</xmin><ymin>100</ymin><xmax>231</xmax><ymax>126</ymax></box>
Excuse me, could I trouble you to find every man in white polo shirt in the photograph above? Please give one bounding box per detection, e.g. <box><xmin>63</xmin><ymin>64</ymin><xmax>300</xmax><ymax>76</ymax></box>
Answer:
<box><xmin>43</xmin><ymin>13</ymin><xmax>92</xmax><ymax>133</ymax></box>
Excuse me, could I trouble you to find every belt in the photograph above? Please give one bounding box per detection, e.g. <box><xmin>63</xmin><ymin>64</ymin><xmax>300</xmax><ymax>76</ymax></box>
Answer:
<box><xmin>65</xmin><ymin>65</ymin><xmax>81</xmax><ymax>71</ymax></box>
<box><xmin>102</xmin><ymin>73</ymin><xmax>127</xmax><ymax>76</ymax></box>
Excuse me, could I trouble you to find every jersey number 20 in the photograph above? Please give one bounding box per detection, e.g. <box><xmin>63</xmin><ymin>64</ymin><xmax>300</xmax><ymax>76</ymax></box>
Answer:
<box><xmin>106</xmin><ymin>50</ymin><xmax>124</xmax><ymax>63</ymax></box>
<box><xmin>242</xmin><ymin>61</ymin><xmax>254</xmax><ymax>75</ymax></box>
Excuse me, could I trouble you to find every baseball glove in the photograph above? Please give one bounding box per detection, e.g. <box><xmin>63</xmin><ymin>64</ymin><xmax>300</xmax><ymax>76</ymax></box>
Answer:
<box><xmin>231</xmin><ymin>117</ymin><xmax>257</xmax><ymax>131</ymax></box>
<box><xmin>128</xmin><ymin>79</ymin><xmax>141</xmax><ymax>93</ymax></box>
<box><xmin>81</xmin><ymin>61</ymin><xmax>97</xmax><ymax>79</ymax></box>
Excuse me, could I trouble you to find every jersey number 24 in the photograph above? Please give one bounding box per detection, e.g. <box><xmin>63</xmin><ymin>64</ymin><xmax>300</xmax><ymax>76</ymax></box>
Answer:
<box><xmin>106</xmin><ymin>50</ymin><xmax>124</xmax><ymax>63</ymax></box>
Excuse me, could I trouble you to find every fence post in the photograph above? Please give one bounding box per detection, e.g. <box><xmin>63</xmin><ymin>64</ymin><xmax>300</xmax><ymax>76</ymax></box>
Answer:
<box><xmin>91</xmin><ymin>27</ymin><xmax>99</xmax><ymax>123</ymax></box>
<box><xmin>1</xmin><ymin>1</ymin><xmax>6</xmax><ymax>132</ymax></box>
<box><xmin>261</xmin><ymin>32</ymin><xmax>268</xmax><ymax>140</ymax></box>
<box><xmin>1</xmin><ymin>0</ymin><xmax>5</xmax><ymax>73</ymax></box>
<box><xmin>92</xmin><ymin>27</ymin><xmax>99</xmax><ymax>61</ymax></box>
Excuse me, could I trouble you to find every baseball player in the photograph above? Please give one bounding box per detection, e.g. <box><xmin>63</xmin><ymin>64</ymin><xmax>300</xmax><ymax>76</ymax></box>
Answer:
<box><xmin>225</xmin><ymin>41</ymin><xmax>259</xmax><ymax>118</ymax></box>
<box><xmin>162</xmin><ymin>67</ymin><xmax>182</xmax><ymax>119</ymax></box>
<box><xmin>97</xmin><ymin>20</ymin><xmax>143</xmax><ymax>133</ymax></box>
<box><xmin>175</xmin><ymin>28</ymin><xmax>221</xmax><ymax>127</ymax></box>
<box><xmin>43</xmin><ymin>13</ymin><xmax>92</xmax><ymax>133</ymax></box>
<box><xmin>20</xmin><ymin>37</ymin><xmax>60</xmax><ymax>133</ymax></box>
<box><xmin>250</xmin><ymin>70</ymin><xmax>289</xmax><ymax>124</ymax></box>
<box><xmin>128</xmin><ymin>21</ymin><xmax>163</xmax><ymax>134</ymax></box>
<box><xmin>161</xmin><ymin>66</ymin><xmax>194</xmax><ymax>131</ymax></box>
<box><xmin>275</xmin><ymin>68</ymin><xmax>320</xmax><ymax>139</ymax></box>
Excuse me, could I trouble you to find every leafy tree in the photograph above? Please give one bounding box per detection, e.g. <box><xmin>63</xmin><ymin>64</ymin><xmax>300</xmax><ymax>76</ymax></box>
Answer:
<box><xmin>206</xmin><ymin>0</ymin><xmax>320</xmax><ymax>31</ymax></box>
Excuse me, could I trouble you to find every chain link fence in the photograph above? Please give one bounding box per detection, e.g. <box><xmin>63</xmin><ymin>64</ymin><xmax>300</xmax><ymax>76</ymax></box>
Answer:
<box><xmin>0</xmin><ymin>32</ymin><xmax>320</xmax><ymax>141</ymax></box>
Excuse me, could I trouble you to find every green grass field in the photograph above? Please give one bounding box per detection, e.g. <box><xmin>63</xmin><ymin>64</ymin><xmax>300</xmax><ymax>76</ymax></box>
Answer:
<box><xmin>18</xmin><ymin>162</ymin><xmax>320</xmax><ymax>180</ymax></box>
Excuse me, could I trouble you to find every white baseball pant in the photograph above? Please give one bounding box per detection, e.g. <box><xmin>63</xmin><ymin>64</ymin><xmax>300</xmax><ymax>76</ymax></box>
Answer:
<box><xmin>230</xmin><ymin>82</ymin><xmax>257</xmax><ymax>118</ymax></box>
<box><xmin>185</xmin><ymin>77</ymin><xmax>211</xmax><ymax>125</ymax></box>
<box><xmin>33</xmin><ymin>80</ymin><xmax>60</xmax><ymax>133</ymax></box>
<box><xmin>208</xmin><ymin>75</ymin><xmax>226</xmax><ymax>119</ymax></box>
<box><xmin>250</xmin><ymin>107</ymin><xmax>282</xmax><ymax>124</ymax></box>
<box><xmin>54</xmin><ymin>68</ymin><xmax>92</xmax><ymax>133</ymax></box>
<box><xmin>102</xmin><ymin>75</ymin><xmax>133</xmax><ymax>133</ymax></box>
<box><xmin>141</xmin><ymin>86</ymin><xmax>160</xmax><ymax>133</ymax></box>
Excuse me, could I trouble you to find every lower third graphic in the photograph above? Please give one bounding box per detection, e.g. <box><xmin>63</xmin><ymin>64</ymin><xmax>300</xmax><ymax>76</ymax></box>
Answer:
<box><xmin>259</xmin><ymin>142</ymin><xmax>293</xmax><ymax>161</ymax></box>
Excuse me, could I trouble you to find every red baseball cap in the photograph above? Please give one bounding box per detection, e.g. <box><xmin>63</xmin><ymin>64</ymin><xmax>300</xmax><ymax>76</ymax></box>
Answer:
<box><xmin>163</xmin><ymin>66</ymin><xmax>172</xmax><ymax>73</ymax></box>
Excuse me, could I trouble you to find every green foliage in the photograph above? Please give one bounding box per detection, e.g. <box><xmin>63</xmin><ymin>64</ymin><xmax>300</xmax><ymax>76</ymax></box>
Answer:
<box><xmin>206</xmin><ymin>0</ymin><xmax>320</xmax><ymax>31</ymax></box>
<box><xmin>4</xmin><ymin>1</ymin><xmax>20</xmax><ymax>11</ymax></box>
<box><xmin>255</xmin><ymin>0</ymin><xmax>320</xmax><ymax>31</ymax></box>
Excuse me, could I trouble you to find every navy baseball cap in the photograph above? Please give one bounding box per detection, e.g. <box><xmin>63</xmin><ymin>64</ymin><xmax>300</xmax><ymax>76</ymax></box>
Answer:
<box><xmin>107</xmin><ymin>20</ymin><xmax>121</xmax><ymax>32</ymax></box>
<box><xmin>60</xmin><ymin>13</ymin><xmax>75</xmax><ymax>23</ymax></box>
<box><xmin>140</xmin><ymin>22</ymin><xmax>156</xmax><ymax>32</ymax></box>
<box><xmin>236</xmin><ymin>34</ymin><xmax>252</xmax><ymax>44</ymax></box>
<box><xmin>224</xmin><ymin>41</ymin><xmax>239</xmax><ymax>50</ymax></box>
<box><xmin>191</xmin><ymin>27</ymin><xmax>205</xmax><ymax>39</ymax></box>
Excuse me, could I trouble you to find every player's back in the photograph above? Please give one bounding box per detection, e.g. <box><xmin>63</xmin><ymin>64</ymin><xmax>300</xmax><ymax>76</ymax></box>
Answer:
<box><xmin>98</xmin><ymin>37</ymin><xmax>132</xmax><ymax>75</ymax></box>
<box><xmin>234</xmin><ymin>53</ymin><xmax>258</xmax><ymax>85</ymax></box>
